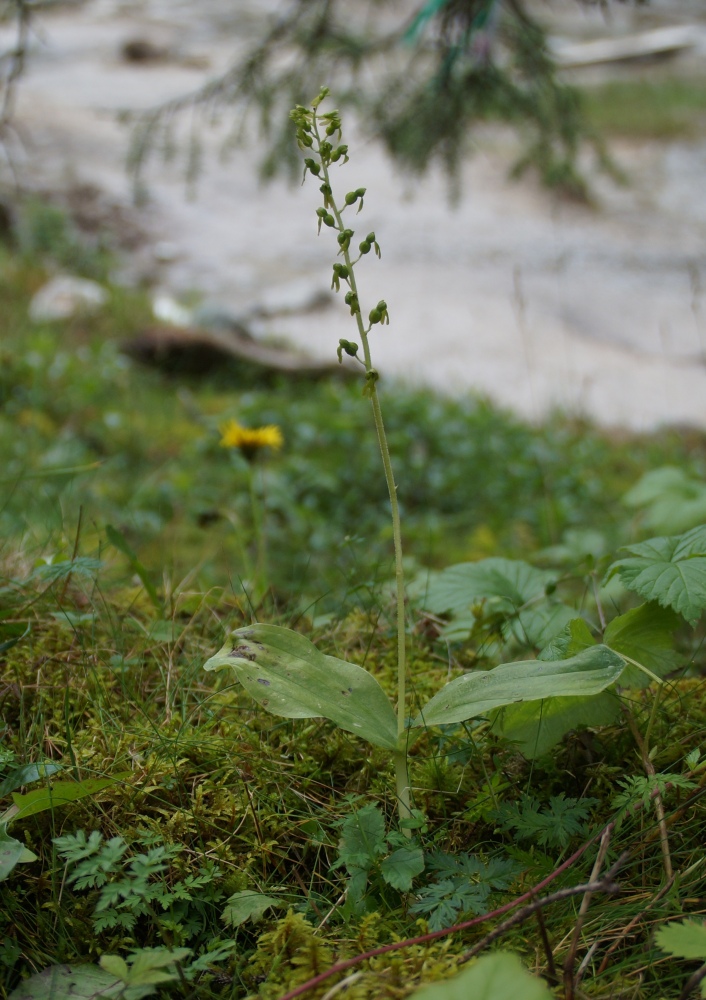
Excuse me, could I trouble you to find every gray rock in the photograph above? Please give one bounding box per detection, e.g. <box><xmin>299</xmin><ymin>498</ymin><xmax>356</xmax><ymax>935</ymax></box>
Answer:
<box><xmin>248</xmin><ymin>279</ymin><xmax>332</xmax><ymax>319</ymax></box>
<box><xmin>29</xmin><ymin>276</ymin><xmax>108</xmax><ymax>323</ymax></box>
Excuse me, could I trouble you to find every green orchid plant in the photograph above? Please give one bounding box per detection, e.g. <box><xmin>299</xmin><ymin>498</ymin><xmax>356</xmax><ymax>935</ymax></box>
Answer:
<box><xmin>202</xmin><ymin>88</ymin><xmax>635</xmax><ymax>833</ymax></box>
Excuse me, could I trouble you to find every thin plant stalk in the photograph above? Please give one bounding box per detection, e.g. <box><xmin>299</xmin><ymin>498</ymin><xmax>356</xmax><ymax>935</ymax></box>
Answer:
<box><xmin>312</xmin><ymin>114</ymin><xmax>411</xmax><ymax>828</ymax></box>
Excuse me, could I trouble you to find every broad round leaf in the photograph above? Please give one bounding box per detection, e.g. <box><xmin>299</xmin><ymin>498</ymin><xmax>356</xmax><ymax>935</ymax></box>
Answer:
<box><xmin>410</xmin><ymin>952</ymin><xmax>552</xmax><ymax>1000</ymax></box>
<box><xmin>414</xmin><ymin>645</ymin><xmax>625</xmax><ymax>728</ymax></box>
<box><xmin>203</xmin><ymin>624</ymin><xmax>398</xmax><ymax>750</ymax></box>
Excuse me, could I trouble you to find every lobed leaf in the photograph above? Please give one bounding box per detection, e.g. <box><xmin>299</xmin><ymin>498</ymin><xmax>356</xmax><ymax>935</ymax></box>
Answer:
<box><xmin>423</xmin><ymin>558</ymin><xmax>558</xmax><ymax>619</ymax></box>
<box><xmin>656</xmin><ymin>919</ymin><xmax>706</xmax><ymax>961</ymax></box>
<box><xmin>606</xmin><ymin>524</ymin><xmax>706</xmax><ymax>625</ymax></box>
<box><xmin>203</xmin><ymin>624</ymin><xmax>398</xmax><ymax>750</ymax></box>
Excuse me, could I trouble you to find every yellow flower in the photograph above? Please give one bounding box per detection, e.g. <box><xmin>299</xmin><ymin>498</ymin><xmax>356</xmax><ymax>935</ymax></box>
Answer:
<box><xmin>219</xmin><ymin>419</ymin><xmax>283</xmax><ymax>460</ymax></box>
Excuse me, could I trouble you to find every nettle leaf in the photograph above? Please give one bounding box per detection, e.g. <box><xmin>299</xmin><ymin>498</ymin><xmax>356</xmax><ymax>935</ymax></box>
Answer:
<box><xmin>414</xmin><ymin>645</ymin><xmax>625</xmax><ymax>729</ymax></box>
<box><xmin>606</xmin><ymin>525</ymin><xmax>706</xmax><ymax>626</ymax></box>
<box><xmin>410</xmin><ymin>952</ymin><xmax>552</xmax><ymax>1000</ymax></box>
<box><xmin>7</xmin><ymin>964</ymin><xmax>121</xmax><ymax>1000</ymax></box>
<box><xmin>423</xmin><ymin>558</ymin><xmax>559</xmax><ymax>619</ymax></box>
<box><xmin>656</xmin><ymin>919</ymin><xmax>706</xmax><ymax>961</ymax></box>
<box><xmin>336</xmin><ymin>803</ymin><xmax>387</xmax><ymax>873</ymax></box>
<box><xmin>221</xmin><ymin>890</ymin><xmax>284</xmax><ymax>928</ymax></box>
<box><xmin>380</xmin><ymin>847</ymin><xmax>424</xmax><ymax>891</ymax></box>
<box><xmin>604</xmin><ymin>602</ymin><xmax>681</xmax><ymax>688</ymax></box>
<box><xmin>537</xmin><ymin>617</ymin><xmax>595</xmax><ymax>661</ymax></box>
<box><xmin>203</xmin><ymin>624</ymin><xmax>398</xmax><ymax>750</ymax></box>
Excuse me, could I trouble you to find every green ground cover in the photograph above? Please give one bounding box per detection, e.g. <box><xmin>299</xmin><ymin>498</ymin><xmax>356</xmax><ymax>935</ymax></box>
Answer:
<box><xmin>3</xmin><ymin>205</ymin><xmax>706</xmax><ymax>999</ymax></box>
<box><xmin>582</xmin><ymin>75</ymin><xmax>706</xmax><ymax>140</ymax></box>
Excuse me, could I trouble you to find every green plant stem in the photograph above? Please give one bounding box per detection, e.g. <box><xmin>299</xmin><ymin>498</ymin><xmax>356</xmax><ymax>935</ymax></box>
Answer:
<box><xmin>314</xmin><ymin>117</ymin><xmax>410</xmax><ymax>829</ymax></box>
<box><xmin>247</xmin><ymin>460</ymin><xmax>265</xmax><ymax>598</ymax></box>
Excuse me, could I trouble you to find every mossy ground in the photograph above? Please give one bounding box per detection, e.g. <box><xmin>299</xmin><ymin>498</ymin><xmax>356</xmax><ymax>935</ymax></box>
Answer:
<box><xmin>2</xmin><ymin>221</ymin><xmax>706</xmax><ymax>999</ymax></box>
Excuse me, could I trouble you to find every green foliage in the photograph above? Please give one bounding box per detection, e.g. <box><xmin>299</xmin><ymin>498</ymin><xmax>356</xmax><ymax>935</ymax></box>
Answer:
<box><xmin>584</xmin><ymin>77</ymin><xmax>706</xmax><ymax>141</ymax></box>
<box><xmin>409</xmin><ymin>853</ymin><xmax>521</xmax><ymax>931</ymax></box>
<box><xmin>604</xmin><ymin>603</ymin><xmax>681</xmax><ymax>689</ymax></box>
<box><xmin>333</xmin><ymin>803</ymin><xmax>424</xmax><ymax>913</ymax></box>
<box><xmin>220</xmin><ymin>890</ymin><xmax>284</xmax><ymax>928</ymax></box>
<box><xmin>423</xmin><ymin>557</ymin><xmax>575</xmax><ymax>648</ymax></box>
<box><xmin>492</xmin><ymin>793</ymin><xmax>598</xmax><ymax>850</ymax></box>
<box><xmin>611</xmin><ymin>774</ymin><xmax>697</xmax><ymax>828</ymax></box>
<box><xmin>54</xmin><ymin>831</ymin><xmax>222</xmax><ymax>937</ymax></box>
<box><xmin>409</xmin><ymin>952</ymin><xmax>552</xmax><ymax>1000</ymax></box>
<box><xmin>657</xmin><ymin>919</ymin><xmax>706</xmax><ymax>961</ymax></box>
<box><xmin>606</xmin><ymin>525</ymin><xmax>706</xmax><ymax>626</ymax></box>
<box><xmin>624</xmin><ymin>467</ymin><xmax>706</xmax><ymax>536</ymax></box>
<box><xmin>656</xmin><ymin>920</ymin><xmax>706</xmax><ymax>999</ymax></box>
<box><xmin>416</xmin><ymin>645</ymin><xmax>625</xmax><ymax>728</ymax></box>
<box><xmin>8</xmin><ymin>964</ymin><xmax>122</xmax><ymax>1000</ymax></box>
<box><xmin>204</xmin><ymin>624</ymin><xmax>398</xmax><ymax>750</ymax></box>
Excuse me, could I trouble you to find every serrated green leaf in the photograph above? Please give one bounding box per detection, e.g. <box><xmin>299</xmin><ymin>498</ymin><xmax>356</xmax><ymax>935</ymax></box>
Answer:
<box><xmin>604</xmin><ymin>602</ymin><xmax>681</xmax><ymax>688</ymax></box>
<box><xmin>12</xmin><ymin>776</ymin><xmax>127</xmax><ymax>821</ymax></box>
<box><xmin>220</xmin><ymin>891</ymin><xmax>284</xmax><ymax>927</ymax></box>
<box><xmin>8</xmin><ymin>964</ymin><xmax>121</xmax><ymax>1000</ymax></box>
<box><xmin>337</xmin><ymin>803</ymin><xmax>387</xmax><ymax>872</ymax></box>
<box><xmin>656</xmin><ymin>919</ymin><xmax>706</xmax><ymax>960</ymax></box>
<box><xmin>410</xmin><ymin>952</ymin><xmax>552</xmax><ymax>1000</ymax></box>
<box><xmin>423</xmin><ymin>558</ymin><xmax>558</xmax><ymax>619</ymax></box>
<box><xmin>493</xmin><ymin>692</ymin><xmax>620</xmax><ymax>758</ymax></box>
<box><xmin>380</xmin><ymin>847</ymin><xmax>425</xmax><ymax>891</ymax></box>
<box><xmin>203</xmin><ymin>625</ymin><xmax>398</xmax><ymax>750</ymax></box>
<box><xmin>606</xmin><ymin>525</ymin><xmax>706</xmax><ymax>625</ymax></box>
<box><xmin>0</xmin><ymin>826</ymin><xmax>38</xmax><ymax>881</ymax></box>
<box><xmin>414</xmin><ymin>645</ymin><xmax>625</xmax><ymax>729</ymax></box>
<box><xmin>97</xmin><ymin>959</ymin><xmax>128</xmax><ymax>982</ymax></box>
<box><xmin>538</xmin><ymin>617</ymin><xmax>595</xmax><ymax>662</ymax></box>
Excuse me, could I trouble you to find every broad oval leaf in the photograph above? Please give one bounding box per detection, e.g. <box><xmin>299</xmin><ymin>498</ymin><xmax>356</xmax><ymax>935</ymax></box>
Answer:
<box><xmin>606</xmin><ymin>524</ymin><xmax>706</xmax><ymax>626</ymax></box>
<box><xmin>413</xmin><ymin>645</ymin><xmax>625</xmax><ymax>729</ymax></box>
<box><xmin>604</xmin><ymin>602</ymin><xmax>680</xmax><ymax>688</ymax></box>
<box><xmin>8</xmin><ymin>964</ymin><xmax>121</xmax><ymax>1000</ymax></box>
<box><xmin>203</xmin><ymin>624</ymin><xmax>398</xmax><ymax>750</ymax></box>
<box><xmin>0</xmin><ymin>826</ymin><xmax>38</xmax><ymax>882</ymax></box>
<box><xmin>12</xmin><ymin>776</ymin><xmax>126</xmax><ymax>821</ymax></box>
<box><xmin>0</xmin><ymin>762</ymin><xmax>62</xmax><ymax>799</ymax></box>
<box><xmin>410</xmin><ymin>952</ymin><xmax>552</xmax><ymax>1000</ymax></box>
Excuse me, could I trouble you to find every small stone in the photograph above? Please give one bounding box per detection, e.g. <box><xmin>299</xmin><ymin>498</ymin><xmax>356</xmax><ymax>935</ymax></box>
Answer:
<box><xmin>29</xmin><ymin>276</ymin><xmax>108</xmax><ymax>323</ymax></box>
